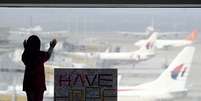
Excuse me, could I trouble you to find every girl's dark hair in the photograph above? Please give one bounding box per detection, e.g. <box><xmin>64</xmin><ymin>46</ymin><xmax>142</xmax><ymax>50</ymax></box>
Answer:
<box><xmin>26</xmin><ymin>35</ymin><xmax>41</xmax><ymax>51</ymax></box>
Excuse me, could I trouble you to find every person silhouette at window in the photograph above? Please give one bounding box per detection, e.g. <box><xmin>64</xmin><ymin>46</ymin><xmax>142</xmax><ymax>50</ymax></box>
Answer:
<box><xmin>22</xmin><ymin>35</ymin><xmax>57</xmax><ymax>101</ymax></box>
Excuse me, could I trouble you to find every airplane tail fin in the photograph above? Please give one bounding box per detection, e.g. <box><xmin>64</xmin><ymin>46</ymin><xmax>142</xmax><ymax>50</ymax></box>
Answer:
<box><xmin>138</xmin><ymin>32</ymin><xmax>157</xmax><ymax>55</ymax></box>
<box><xmin>154</xmin><ymin>47</ymin><xmax>195</xmax><ymax>92</ymax></box>
<box><xmin>185</xmin><ymin>30</ymin><xmax>198</xmax><ymax>42</ymax></box>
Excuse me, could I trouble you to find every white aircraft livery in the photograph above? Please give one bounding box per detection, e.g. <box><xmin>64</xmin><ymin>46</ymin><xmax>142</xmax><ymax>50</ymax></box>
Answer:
<box><xmin>118</xmin><ymin>46</ymin><xmax>195</xmax><ymax>101</ymax></box>
<box><xmin>67</xmin><ymin>32</ymin><xmax>157</xmax><ymax>61</ymax></box>
<box><xmin>135</xmin><ymin>31</ymin><xmax>197</xmax><ymax>49</ymax></box>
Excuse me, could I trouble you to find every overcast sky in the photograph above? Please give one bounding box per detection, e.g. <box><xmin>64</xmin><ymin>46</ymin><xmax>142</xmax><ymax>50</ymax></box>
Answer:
<box><xmin>0</xmin><ymin>8</ymin><xmax>201</xmax><ymax>32</ymax></box>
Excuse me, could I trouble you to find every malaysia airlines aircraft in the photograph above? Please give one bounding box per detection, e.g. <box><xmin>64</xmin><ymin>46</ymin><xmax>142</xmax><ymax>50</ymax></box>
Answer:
<box><xmin>98</xmin><ymin>32</ymin><xmax>156</xmax><ymax>60</ymax></box>
<box><xmin>135</xmin><ymin>31</ymin><xmax>198</xmax><ymax>49</ymax></box>
<box><xmin>66</xmin><ymin>32</ymin><xmax>157</xmax><ymax>62</ymax></box>
<box><xmin>118</xmin><ymin>46</ymin><xmax>195</xmax><ymax>100</ymax></box>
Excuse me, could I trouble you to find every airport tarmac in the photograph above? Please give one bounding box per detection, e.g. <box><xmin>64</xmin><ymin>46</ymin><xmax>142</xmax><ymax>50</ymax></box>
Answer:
<box><xmin>0</xmin><ymin>31</ymin><xmax>200</xmax><ymax>101</ymax></box>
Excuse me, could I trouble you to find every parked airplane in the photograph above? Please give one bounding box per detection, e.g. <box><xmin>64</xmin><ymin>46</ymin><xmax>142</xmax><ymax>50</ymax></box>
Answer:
<box><xmin>66</xmin><ymin>32</ymin><xmax>157</xmax><ymax>62</ymax></box>
<box><xmin>135</xmin><ymin>30</ymin><xmax>197</xmax><ymax>49</ymax></box>
<box><xmin>118</xmin><ymin>46</ymin><xmax>195</xmax><ymax>100</ymax></box>
<box><xmin>99</xmin><ymin>32</ymin><xmax>156</xmax><ymax>60</ymax></box>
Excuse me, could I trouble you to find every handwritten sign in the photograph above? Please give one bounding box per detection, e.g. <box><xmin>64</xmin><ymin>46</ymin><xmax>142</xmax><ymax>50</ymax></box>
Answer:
<box><xmin>54</xmin><ymin>68</ymin><xmax>117</xmax><ymax>101</ymax></box>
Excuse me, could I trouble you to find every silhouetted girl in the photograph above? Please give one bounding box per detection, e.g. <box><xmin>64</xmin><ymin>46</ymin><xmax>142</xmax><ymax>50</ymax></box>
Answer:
<box><xmin>22</xmin><ymin>35</ymin><xmax>57</xmax><ymax>101</ymax></box>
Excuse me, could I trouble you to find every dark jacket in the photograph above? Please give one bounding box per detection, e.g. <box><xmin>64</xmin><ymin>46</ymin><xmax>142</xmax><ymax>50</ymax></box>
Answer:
<box><xmin>22</xmin><ymin>50</ymin><xmax>50</xmax><ymax>92</ymax></box>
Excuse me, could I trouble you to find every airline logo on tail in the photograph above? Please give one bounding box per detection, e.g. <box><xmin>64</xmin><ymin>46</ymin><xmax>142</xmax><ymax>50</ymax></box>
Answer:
<box><xmin>144</xmin><ymin>32</ymin><xmax>157</xmax><ymax>50</ymax></box>
<box><xmin>145</xmin><ymin>32</ymin><xmax>157</xmax><ymax>50</ymax></box>
<box><xmin>146</xmin><ymin>42</ymin><xmax>154</xmax><ymax>50</ymax></box>
<box><xmin>171</xmin><ymin>64</ymin><xmax>187</xmax><ymax>80</ymax></box>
